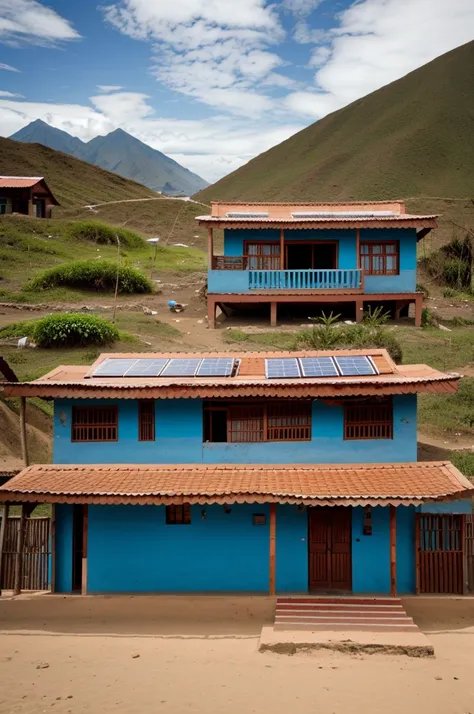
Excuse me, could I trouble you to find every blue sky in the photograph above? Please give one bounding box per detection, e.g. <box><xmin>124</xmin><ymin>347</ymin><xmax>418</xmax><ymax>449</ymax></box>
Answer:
<box><xmin>0</xmin><ymin>0</ymin><xmax>473</xmax><ymax>182</ymax></box>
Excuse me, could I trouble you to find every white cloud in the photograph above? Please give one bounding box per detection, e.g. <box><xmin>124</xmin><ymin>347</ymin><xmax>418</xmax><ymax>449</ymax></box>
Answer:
<box><xmin>0</xmin><ymin>93</ymin><xmax>303</xmax><ymax>182</ymax></box>
<box><xmin>0</xmin><ymin>0</ymin><xmax>80</xmax><ymax>46</ymax></box>
<box><xmin>0</xmin><ymin>62</ymin><xmax>20</xmax><ymax>72</ymax></box>
<box><xmin>102</xmin><ymin>0</ymin><xmax>288</xmax><ymax>116</ymax></box>
<box><xmin>0</xmin><ymin>90</ymin><xmax>23</xmax><ymax>98</ymax></box>
<box><xmin>283</xmin><ymin>0</ymin><xmax>325</xmax><ymax>17</ymax></box>
<box><xmin>97</xmin><ymin>85</ymin><xmax>124</xmax><ymax>92</ymax></box>
<box><xmin>285</xmin><ymin>0</ymin><xmax>474</xmax><ymax>119</ymax></box>
<box><xmin>293</xmin><ymin>21</ymin><xmax>326</xmax><ymax>44</ymax></box>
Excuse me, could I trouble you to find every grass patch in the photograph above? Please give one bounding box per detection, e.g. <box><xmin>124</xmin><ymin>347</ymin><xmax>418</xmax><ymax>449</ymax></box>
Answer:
<box><xmin>418</xmin><ymin>378</ymin><xmax>474</xmax><ymax>439</ymax></box>
<box><xmin>451</xmin><ymin>451</ymin><xmax>474</xmax><ymax>479</ymax></box>
<box><xmin>27</xmin><ymin>259</ymin><xmax>153</xmax><ymax>294</ymax></box>
<box><xmin>67</xmin><ymin>220</ymin><xmax>145</xmax><ymax>248</ymax></box>
<box><xmin>0</xmin><ymin>314</ymin><xmax>128</xmax><ymax>348</ymax></box>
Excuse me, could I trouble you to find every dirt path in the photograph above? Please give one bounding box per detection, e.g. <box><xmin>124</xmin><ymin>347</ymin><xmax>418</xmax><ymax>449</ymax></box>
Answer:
<box><xmin>1</xmin><ymin>597</ymin><xmax>474</xmax><ymax>714</ymax></box>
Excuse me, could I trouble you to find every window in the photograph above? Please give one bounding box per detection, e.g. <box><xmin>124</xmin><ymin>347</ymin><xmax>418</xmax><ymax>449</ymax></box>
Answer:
<box><xmin>203</xmin><ymin>401</ymin><xmax>311</xmax><ymax>443</ymax></box>
<box><xmin>360</xmin><ymin>242</ymin><xmax>399</xmax><ymax>275</ymax></box>
<box><xmin>0</xmin><ymin>198</ymin><xmax>7</xmax><ymax>216</ymax></box>
<box><xmin>344</xmin><ymin>399</ymin><xmax>393</xmax><ymax>440</ymax></box>
<box><xmin>71</xmin><ymin>406</ymin><xmax>118</xmax><ymax>442</ymax></box>
<box><xmin>166</xmin><ymin>504</ymin><xmax>191</xmax><ymax>525</ymax></box>
<box><xmin>244</xmin><ymin>242</ymin><xmax>280</xmax><ymax>270</ymax></box>
<box><xmin>138</xmin><ymin>400</ymin><xmax>155</xmax><ymax>441</ymax></box>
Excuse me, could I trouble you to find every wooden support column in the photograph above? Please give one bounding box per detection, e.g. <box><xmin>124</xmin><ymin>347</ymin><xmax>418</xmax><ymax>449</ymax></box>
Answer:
<box><xmin>461</xmin><ymin>515</ymin><xmax>467</xmax><ymax>595</ymax></box>
<box><xmin>50</xmin><ymin>505</ymin><xmax>56</xmax><ymax>594</ymax></box>
<box><xmin>415</xmin><ymin>514</ymin><xmax>420</xmax><ymax>594</ymax></box>
<box><xmin>13</xmin><ymin>507</ymin><xmax>26</xmax><ymax>595</ymax></box>
<box><xmin>19</xmin><ymin>397</ymin><xmax>29</xmax><ymax>467</ymax></box>
<box><xmin>355</xmin><ymin>228</ymin><xmax>361</xmax><ymax>268</ymax></box>
<box><xmin>0</xmin><ymin>503</ymin><xmax>10</xmax><ymax>596</ymax></box>
<box><xmin>280</xmin><ymin>228</ymin><xmax>285</xmax><ymax>269</ymax></box>
<box><xmin>270</xmin><ymin>301</ymin><xmax>277</xmax><ymax>328</ymax></box>
<box><xmin>390</xmin><ymin>505</ymin><xmax>397</xmax><ymax>597</ymax></box>
<box><xmin>269</xmin><ymin>503</ymin><xmax>276</xmax><ymax>596</ymax></box>
<box><xmin>81</xmin><ymin>505</ymin><xmax>88</xmax><ymax>596</ymax></box>
<box><xmin>414</xmin><ymin>294</ymin><xmax>423</xmax><ymax>327</ymax></box>
<box><xmin>207</xmin><ymin>226</ymin><xmax>214</xmax><ymax>269</ymax></box>
<box><xmin>355</xmin><ymin>299</ymin><xmax>364</xmax><ymax>323</ymax></box>
<box><xmin>208</xmin><ymin>296</ymin><xmax>216</xmax><ymax>329</ymax></box>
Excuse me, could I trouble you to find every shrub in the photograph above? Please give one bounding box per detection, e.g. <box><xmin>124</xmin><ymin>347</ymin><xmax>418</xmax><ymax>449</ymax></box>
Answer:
<box><xmin>419</xmin><ymin>235</ymin><xmax>472</xmax><ymax>290</ymax></box>
<box><xmin>442</xmin><ymin>258</ymin><xmax>470</xmax><ymax>289</ymax></box>
<box><xmin>362</xmin><ymin>306</ymin><xmax>390</xmax><ymax>327</ymax></box>
<box><xmin>416</xmin><ymin>283</ymin><xmax>429</xmax><ymax>298</ymax></box>
<box><xmin>67</xmin><ymin>221</ymin><xmax>145</xmax><ymax>248</ymax></box>
<box><xmin>27</xmin><ymin>259</ymin><xmax>153</xmax><ymax>294</ymax></box>
<box><xmin>421</xmin><ymin>307</ymin><xmax>437</xmax><ymax>328</ymax></box>
<box><xmin>33</xmin><ymin>314</ymin><xmax>120</xmax><ymax>347</ymax></box>
<box><xmin>305</xmin><ymin>312</ymin><xmax>344</xmax><ymax>349</ymax></box>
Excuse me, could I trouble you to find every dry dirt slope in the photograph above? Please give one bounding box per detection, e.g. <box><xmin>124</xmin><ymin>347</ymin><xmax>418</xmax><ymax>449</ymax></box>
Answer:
<box><xmin>0</xmin><ymin>399</ymin><xmax>51</xmax><ymax>470</ymax></box>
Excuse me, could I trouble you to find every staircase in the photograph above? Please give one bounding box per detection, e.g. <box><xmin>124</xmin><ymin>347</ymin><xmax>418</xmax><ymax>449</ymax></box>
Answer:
<box><xmin>274</xmin><ymin>597</ymin><xmax>419</xmax><ymax>632</ymax></box>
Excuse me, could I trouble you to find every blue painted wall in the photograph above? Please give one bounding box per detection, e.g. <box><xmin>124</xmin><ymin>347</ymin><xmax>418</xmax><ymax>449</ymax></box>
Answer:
<box><xmin>208</xmin><ymin>227</ymin><xmax>417</xmax><ymax>294</ymax></box>
<box><xmin>420</xmin><ymin>500</ymin><xmax>472</xmax><ymax>514</ymax></box>
<box><xmin>352</xmin><ymin>506</ymin><xmax>415</xmax><ymax>594</ymax></box>
<box><xmin>54</xmin><ymin>503</ymin><xmax>307</xmax><ymax>593</ymax></box>
<box><xmin>54</xmin><ymin>503</ymin><xmax>422</xmax><ymax>594</ymax></box>
<box><xmin>53</xmin><ymin>395</ymin><xmax>417</xmax><ymax>465</ymax></box>
<box><xmin>55</xmin><ymin>504</ymin><xmax>74</xmax><ymax>593</ymax></box>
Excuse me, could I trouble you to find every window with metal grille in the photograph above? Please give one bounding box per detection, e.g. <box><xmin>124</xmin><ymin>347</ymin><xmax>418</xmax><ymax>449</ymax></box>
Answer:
<box><xmin>344</xmin><ymin>399</ymin><xmax>393</xmax><ymax>440</ymax></box>
<box><xmin>166</xmin><ymin>504</ymin><xmax>191</xmax><ymax>525</ymax></box>
<box><xmin>203</xmin><ymin>401</ymin><xmax>311</xmax><ymax>443</ymax></box>
<box><xmin>138</xmin><ymin>400</ymin><xmax>155</xmax><ymax>441</ymax></box>
<box><xmin>360</xmin><ymin>242</ymin><xmax>399</xmax><ymax>275</ymax></box>
<box><xmin>71</xmin><ymin>406</ymin><xmax>118</xmax><ymax>442</ymax></box>
<box><xmin>244</xmin><ymin>242</ymin><xmax>280</xmax><ymax>270</ymax></box>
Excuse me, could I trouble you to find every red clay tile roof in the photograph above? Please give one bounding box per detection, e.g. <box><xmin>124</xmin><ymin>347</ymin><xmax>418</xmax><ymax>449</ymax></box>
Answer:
<box><xmin>1</xmin><ymin>349</ymin><xmax>460</xmax><ymax>400</ymax></box>
<box><xmin>0</xmin><ymin>176</ymin><xmax>44</xmax><ymax>188</ymax></box>
<box><xmin>0</xmin><ymin>462</ymin><xmax>471</xmax><ymax>507</ymax></box>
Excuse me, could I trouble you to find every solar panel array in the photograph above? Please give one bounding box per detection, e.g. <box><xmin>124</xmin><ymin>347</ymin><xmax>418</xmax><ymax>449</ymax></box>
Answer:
<box><xmin>91</xmin><ymin>357</ymin><xmax>237</xmax><ymax>379</ymax></box>
<box><xmin>265</xmin><ymin>356</ymin><xmax>378</xmax><ymax>379</ymax></box>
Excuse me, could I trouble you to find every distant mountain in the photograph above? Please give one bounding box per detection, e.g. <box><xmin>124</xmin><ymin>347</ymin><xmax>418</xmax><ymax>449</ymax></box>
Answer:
<box><xmin>196</xmin><ymin>40</ymin><xmax>474</xmax><ymax>203</ymax></box>
<box><xmin>10</xmin><ymin>120</ymin><xmax>209</xmax><ymax>196</ymax></box>
<box><xmin>0</xmin><ymin>136</ymin><xmax>155</xmax><ymax>207</ymax></box>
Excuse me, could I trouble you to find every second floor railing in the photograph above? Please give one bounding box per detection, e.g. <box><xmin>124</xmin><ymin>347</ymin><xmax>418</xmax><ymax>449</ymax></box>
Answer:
<box><xmin>248</xmin><ymin>269</ymin><xmax>363</xmax><ymax>290</ymax></box>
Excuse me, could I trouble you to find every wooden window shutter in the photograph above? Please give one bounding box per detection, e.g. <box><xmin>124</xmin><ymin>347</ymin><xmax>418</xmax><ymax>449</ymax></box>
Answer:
<box><xmin>71</xmin><ymin>406</ymin><xmax>118</xmax><ymax>442</ymax></box>
<box><xmin>138</xmin><ymin>400</ymin><xmax>155</xmax><ymax>441</ymax></box>
<box><xmin>344</xmin><ymin>398</ymin><xmax>393</xmax><ymax>440</ymax></box>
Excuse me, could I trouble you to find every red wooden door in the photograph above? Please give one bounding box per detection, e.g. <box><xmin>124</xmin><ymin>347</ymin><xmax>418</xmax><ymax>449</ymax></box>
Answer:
<box><xmin>309</xmin><ymin>507</ymin><xmax>352</xmax><ymax>591</ymax></box>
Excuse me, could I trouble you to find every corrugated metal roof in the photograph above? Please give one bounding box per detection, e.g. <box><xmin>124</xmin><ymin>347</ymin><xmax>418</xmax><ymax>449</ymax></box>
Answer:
<box><xmin>196</xmin><ymin>215</ymin><xmax>438</xmax><ymax>230</ymax></box>
<box><xmin>1</xmin><ymin>349</ymin><xmax>460</xmax><ymax>399</ymax></box>
<box><xmin>1</xmin><ymin>462</ymin><xmax>471</xmax><ymax>507</ymax></box>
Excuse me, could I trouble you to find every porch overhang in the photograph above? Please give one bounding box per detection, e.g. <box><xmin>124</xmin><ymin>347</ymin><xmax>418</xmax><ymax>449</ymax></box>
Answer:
<box><xmin>0</xmin><ymin>462</ymin><xmax>471</xmax><ymax>508</ymax></box>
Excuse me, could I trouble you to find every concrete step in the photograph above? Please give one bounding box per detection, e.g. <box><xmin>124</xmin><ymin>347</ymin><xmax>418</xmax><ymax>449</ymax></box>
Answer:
<box><xmin>274</xmin><ymin>622</ymin><xmax>419</xmax><ymax>632</ymax></box>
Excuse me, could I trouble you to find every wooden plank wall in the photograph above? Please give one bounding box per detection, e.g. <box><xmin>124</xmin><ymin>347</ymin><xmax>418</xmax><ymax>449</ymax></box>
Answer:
<box><xmin>1</xmin><ymin>517</ymin><xmax>50</xmax><ymax>591</ymax></box>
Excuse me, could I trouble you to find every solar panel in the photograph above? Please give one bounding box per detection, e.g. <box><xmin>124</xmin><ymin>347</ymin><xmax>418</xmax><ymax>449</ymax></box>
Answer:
<box><xmin>124</xmin><ymin>358</ymin><xmax>169</xmax><ymax>377</ymax></box>
<box><xmin>333</xmin><ymin>356</ymin><xmax>377</xmax><ymax>376</ymax></box>
<box><xmin>299</xmin><ymin>357</ymin><xmax>338</xmax><ymax>378</ymax></box>
<box><xmin>92</xmin><ymin>359</ymin><xmax>139</xmax><ymax>377</ymax></box>
<box><xmin>196</xmin><ymin>358</ymin><xmax>235</xmax><ymax>377</ymax></box>
<box><xmin>160</xmin><ymin>358</ymin><xmax>203</xmax><ymax>377</ymax></box>
<box><xmin>226</xmin><ymin>211</ymin><xmax>269</xmax><ymax>218</ymax></box>
<box><xmin>265</xmin><ymin>358</ymin><xmax>301</xmax><ymax>379</ymax></box>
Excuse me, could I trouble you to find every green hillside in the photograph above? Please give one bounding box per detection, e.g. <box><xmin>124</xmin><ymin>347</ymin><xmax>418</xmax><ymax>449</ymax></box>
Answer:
<box><xmin>197</xmin><ymin>41</ymin><xmax>474</xmax><ymax>204</ymax></box>
<box><xmin>0</xmin><ymin>137</ymin><xmax>156</xmax><ymax>207</ymax></box>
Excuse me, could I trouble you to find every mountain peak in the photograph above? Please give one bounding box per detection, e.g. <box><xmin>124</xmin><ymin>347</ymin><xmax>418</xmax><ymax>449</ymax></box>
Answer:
<box><xmin>10</xmin><ymin>120</ymin><xmax>209</xmax><ymax>194</ymax></box>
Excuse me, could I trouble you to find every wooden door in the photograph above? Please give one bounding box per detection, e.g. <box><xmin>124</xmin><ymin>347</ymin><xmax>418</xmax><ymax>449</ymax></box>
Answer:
<box><xmin>309</xmin><ymin>507</ymin><xmax>352</xmax><ymax>591</ymax></box>
<box><xmin>416</xmin><ymin>514</ymin><xmax>464</xmax><ymax>594</ymax></box>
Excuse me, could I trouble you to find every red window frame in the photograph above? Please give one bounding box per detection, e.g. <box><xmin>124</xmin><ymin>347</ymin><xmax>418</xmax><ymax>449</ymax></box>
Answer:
<box><xmin>138</xmin><ymin>400</ymin><xmax>155</xmax><ymax>441</ymax></box>
<box><xmin>71</xmin><ymin>406</ymin><xmax>118</xmax><ymax>442</ymax></box>
<box><xmin>203</xmin><ymin>400</ymin><xmax>312</xmax><ymax>443</ymax></box>
<box><xmin>360</xmin><ymin>241</ymin><xmax>399</xmax><ymax>275</ymax></box>
<box><xmin>344</xmin><ymin>398</ymin><xmax>393</xmax><ymax>440</ymax></box>
<box><xmin>244</xmin><ymin>242</ymin><xmax>280</xmax><ymax>270</ymax></box>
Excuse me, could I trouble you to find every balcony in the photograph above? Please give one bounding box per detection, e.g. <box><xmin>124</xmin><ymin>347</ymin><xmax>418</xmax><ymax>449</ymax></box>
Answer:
<box><xmin>248</xmin><ymin>269</ymin><xmax>363</xmax><ymax>291</ymax></box>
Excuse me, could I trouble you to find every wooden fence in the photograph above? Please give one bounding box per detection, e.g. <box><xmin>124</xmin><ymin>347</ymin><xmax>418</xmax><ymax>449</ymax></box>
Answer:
<box><xmin>1</xmin><ymin>517</ymin><xmax>50</xmax><ymax>591</ymax></box>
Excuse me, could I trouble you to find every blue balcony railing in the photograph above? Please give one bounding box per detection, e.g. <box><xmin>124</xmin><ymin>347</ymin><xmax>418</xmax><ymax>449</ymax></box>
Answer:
<box><xmin>248</xmin><ymin>269</ymin><xmax>362</xmax><ymax>291</ymax></box>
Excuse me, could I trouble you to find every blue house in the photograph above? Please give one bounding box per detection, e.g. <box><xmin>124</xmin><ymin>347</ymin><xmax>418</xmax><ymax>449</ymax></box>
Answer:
<box><xmin>1</xmin><ymin>349</ymin><xmax>472</xmax><ymax>596</ymax></box>
<box><xmin>197</xmin><ymin>201</ymin><xmax>437</xmax><ymax>328</ymax></box>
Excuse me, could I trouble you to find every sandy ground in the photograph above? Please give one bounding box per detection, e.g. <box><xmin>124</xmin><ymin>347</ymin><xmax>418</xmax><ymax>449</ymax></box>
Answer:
<box><xmin>1</xmin><ymin>596</ymin><xmax>474</xmax><ymax>714</ymax></box>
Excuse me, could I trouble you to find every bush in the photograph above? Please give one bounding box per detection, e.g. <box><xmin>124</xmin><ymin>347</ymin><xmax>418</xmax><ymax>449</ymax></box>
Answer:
<box><xmin>27</xmin><ymin>259</ymin><xmax>153</xmax><ymax>294</ymax></box>
<box><xmin>442</xmin><ymin>258</ymin><xmax>470</xmax><ymax>289</ymax></box>
<box><xmin>416</xmin><ymin>283</ymin><xmax>429</xmax><ymax>298</ymax></box>
<box><xmin>419</xmin><ymin>235</ymin><xmax>472</xmax><ymax>290</ymax></box>
<box><xmin>421</xmin><ymin>307</ymin><xmax>437</xmax><ymax>328</ymax></box>
<box><xmin>33</xmin><ymin>314</ymin><xmax>120</xmax><ymax>347</ymax></box>
<box><xmin>67</xmin><ymin>221</ymin><xmax>145</xmax><ymax>248</ymax></box>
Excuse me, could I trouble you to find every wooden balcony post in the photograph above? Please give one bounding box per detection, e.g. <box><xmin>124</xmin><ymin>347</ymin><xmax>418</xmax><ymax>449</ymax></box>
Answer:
<box><xmin>270</xmin><ymin>301</ymin><xmax>277</xmax><ymax>328</ymax></box>
<box><xmin>280</xmin><ymin>228</ymin><xmax>284</xmax><ymax>269</ymax></box>
<box><xmin>0</xmin><ymin>503</ymin><xmax>10</xmax><ymax>595</ymax></box>
<box><xmin>390</xmin><ymin>505</ymin><xmax>397</xmax><ymax>597</ymax></box>
<box><xmin>208</xmin><ymin>226</ymin><xmax>214</xmax><ymax>269</ymax></box>
<box><xmin>269</xmin><ymin>503</ymin><xmax>276</xmax><ymax>595</ymax></box>
<box><xmin>81</xmin><ymin>505</ymin><xmax>88</xmax><ymax>596</ymax></box>
<box><xmin>20</xmin><ymin>397</ymin><xmax>29</xmax><ymax>467</ymax></box>
<box><xmin>356</xmin><ymin>228</ymin><xmax>360</xmax><ymax>268</ymax></box>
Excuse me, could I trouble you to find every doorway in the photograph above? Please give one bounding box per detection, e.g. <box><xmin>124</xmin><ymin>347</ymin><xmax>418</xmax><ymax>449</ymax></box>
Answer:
<box><xmin>72</xmin><ymin>505</ymin><xmax>84</xmax><ymax>592</ymax></box>
<box><xmin>286</xmin><ymin>242</ymin><xmax>337</xmax><ymax>270</ymax></box>
<box><xmin>308</xmin><ymin>507</ymin><xmax>352</xmax><ymax>591</ymax></box>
